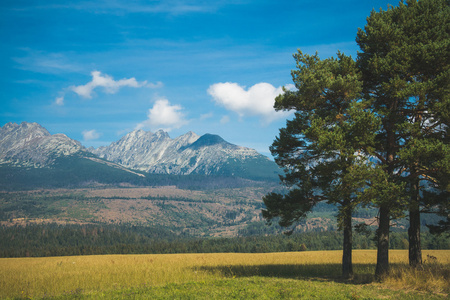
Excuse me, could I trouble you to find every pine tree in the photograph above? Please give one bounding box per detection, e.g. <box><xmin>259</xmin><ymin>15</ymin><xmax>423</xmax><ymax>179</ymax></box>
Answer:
<box><xmin>265</xmin><ymin>0</ymin><xmax>449</xmax><ymax>279</ymax></box>
<box><xmin>356</xmin><ymin>0</ymin><xmax>449</xmax><ymax>272</ymax></box>
<box><xmin>262</xmin><ymin>51</ymin><xmax>379</xmax><ymax>279</ymax></box>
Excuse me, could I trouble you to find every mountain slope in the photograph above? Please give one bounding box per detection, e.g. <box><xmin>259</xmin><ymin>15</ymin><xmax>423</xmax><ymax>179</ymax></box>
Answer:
<box><xmin>0</xmin><ymin>122</ymin><xmax>147</xmax><ymax>189</ymax></box>
<box><xmin>92</xmin><ymin>129</ymin><xmax>199</xmax><ymax>170</ymax></box>
<box><xmin>91</xmin><ymin>129</ymin><xmax>280</xmax><ymax>180</ymax></box>
<box><xmin>0</xmin><ymin>122</ymin><xmax>84</xmax><ymax>167</ymax></box>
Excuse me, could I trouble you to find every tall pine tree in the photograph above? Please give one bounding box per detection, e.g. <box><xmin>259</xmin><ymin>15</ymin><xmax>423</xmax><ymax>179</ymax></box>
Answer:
<box><xmin>265</xmin><ymin>0</ymin><xmax>449</xmax><ymax>279</ymax></box>
<box><xmin>356</xmin><ymin>0</ymin><xmax>449</xmax><ymax>271</ymax></box>
<box><xmin>262</xmin><ymin>51</ymin><xmax>379</xmax><ymax>279</ymax></box>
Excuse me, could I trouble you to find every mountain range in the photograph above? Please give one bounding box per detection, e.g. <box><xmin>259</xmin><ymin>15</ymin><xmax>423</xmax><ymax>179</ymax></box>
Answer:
<box><xmin>0</xmin><ymin>122</ymin><xmax>280</xmax><ymax>188</ymax></box>
<box><xmin>91</xmin><ymin>128</ymin><xmax>277</xmax><ymax>177</ymax></box>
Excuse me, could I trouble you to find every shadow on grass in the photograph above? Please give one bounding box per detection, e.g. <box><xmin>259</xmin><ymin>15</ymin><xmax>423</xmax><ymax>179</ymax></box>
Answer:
<box><xmin>196</xmin><ymin>263</ymin><xmax>377</xmax><ymax>284</ymax></box>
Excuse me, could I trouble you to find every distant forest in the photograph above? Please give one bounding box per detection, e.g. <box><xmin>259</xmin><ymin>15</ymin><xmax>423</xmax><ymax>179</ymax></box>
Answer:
<box><xmin>1</xmin><ymin>223</ymin><xmax>448</xmax><ymax>258</ymax></box>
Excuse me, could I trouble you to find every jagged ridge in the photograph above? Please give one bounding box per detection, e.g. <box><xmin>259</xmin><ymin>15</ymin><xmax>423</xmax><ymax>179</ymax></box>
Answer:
<box><xmin>0</xmin><ymin>122</ymin><xmax>280</xmax><ymax>181</ymax></box>
<box><xmin>90</xmin><ymin>129</ymin><xmax>279</xmax><ymax>179</ymax></box>
<box><xmin>0</xmin><ymin>122</ymin><xmax>84</xmax><ymax>167</ymax></box>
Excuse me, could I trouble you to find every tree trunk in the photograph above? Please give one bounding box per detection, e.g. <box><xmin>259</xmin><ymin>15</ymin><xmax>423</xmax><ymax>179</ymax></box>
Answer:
<box><xmin>342</xmin><ymin>205</ymin><xmax>353</xmax><ymax>279</ymax></box>
<box><xmin>375</xmin><ymin>120</ymin><xmax>395</xmax><ymax>279</ymax></box>
<box><xmin>375</xmin><ymin>204</ymin><xmax>390</xmax><ymax>278</ymax></box>
<box><xmin>409</xmin><ymin>99</ymin><xmax>424</xmax><ymax>268</ymax></box>
<box><xmin>409</xmin><ymin>180</ymin><xmax>422</xmax><ymax>267</ymax></box>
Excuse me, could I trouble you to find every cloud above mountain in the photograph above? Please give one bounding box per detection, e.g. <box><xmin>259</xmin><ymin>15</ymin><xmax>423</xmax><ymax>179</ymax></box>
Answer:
<box><xmin>208</xmin><ymin>82</ymin><xmax>293</xmax><ymax>124</ymax></box>
<box><xmin>55</xmin><ymin>96</ymin><xmax>64</xmax><ymax>106</ymax></box>
<box><xmin>82</xmin><ymin>129</ymin><xmax>101</xmax><ymax>141</ymax></box>
<box><xmin>71</xmin><ymin>71</ymin><xmax>162</xmax><ymax>99</ymax></box>
<box><xmin>136</xmin><ymin>98</ymin><xmax>188</xmax><ymax>132</ymax></box>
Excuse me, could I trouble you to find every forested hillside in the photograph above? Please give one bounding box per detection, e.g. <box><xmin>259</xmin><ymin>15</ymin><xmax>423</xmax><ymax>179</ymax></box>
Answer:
<box><xmin>1</xmin><ymin>223</ymin><xmax>448</xmax><ymax>258</ymax></box>
<box><xmin>1</xmin><ymin>184</ymin><xmax>447</xmax><ymax>258</ymax></box>
<box><xmin>0</xmin><ymin>159</ymin><xmax>274</xmax><ymax>191</ymax></box>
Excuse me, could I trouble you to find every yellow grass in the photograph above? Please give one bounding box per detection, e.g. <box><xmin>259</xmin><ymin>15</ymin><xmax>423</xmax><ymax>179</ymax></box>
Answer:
<box><xmin>0</xmin><ymin>250</ymin><xmax>448</xmax><ymax>299</ymax></box>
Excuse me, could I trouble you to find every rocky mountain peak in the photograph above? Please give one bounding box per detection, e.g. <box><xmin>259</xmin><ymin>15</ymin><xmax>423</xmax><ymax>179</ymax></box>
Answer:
<box><xmin>154</xmin><ymin>129</ymin><xmax>170</xmax><ymax>139</ymax></box>
<box><xmin>0</xmin><ymin>122</ymin><xmax>85</xmax><ymax>167</ymax></box>
<box><xmin>173</xmin><ymin>131</ymin><xmax>200</xmax><ymax>148</ymax></box>
<box><xmin>90</xmin><ymin>128</ymin><xmax>272</xmax><ymax>176</ymax></box>
<box><xmin>1</xmin><ymin>122</ymin><xmax>50</xmax><ymax>142</ymax></box>
<box><xmin>188</xmin><ymin>134</ymin><xmax>231</xmax><ymax>149</ymax></box>
<box><xmin>129</xmin><ymin>129</ymin><xmax>146</xmax><ymax>137</ymax></box>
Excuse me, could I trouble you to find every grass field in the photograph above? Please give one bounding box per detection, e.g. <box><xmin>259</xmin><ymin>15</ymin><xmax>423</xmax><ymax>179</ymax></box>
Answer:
<box><xmin>1</xmin><ymin>250</ymin><xmax>449</xmax><ymax>299</ymax></box>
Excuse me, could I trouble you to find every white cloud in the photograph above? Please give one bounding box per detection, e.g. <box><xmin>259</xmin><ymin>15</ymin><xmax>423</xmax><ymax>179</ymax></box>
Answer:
<box><xmin>82</xmin><ymin>129</ymin><xmax>101</xmax><ymax>141</ymax></box>
<box><xmin>71</xmin><ymin>70</ymin><xmax>158</xmax><ymax>98</ymax></box>
<box><xmin>220</xmin><ymin>115</ymin><xmax>230</xmax><ymax>124</ymax></box>
<box><xmin>146</xmin><ymin>81</ymin><xmax>164</xmax><ymax>89</ymax></box>
<box><xmin>208</xmin><ymin>82</ymin><xmax>293</xmax><ymax>124</ymax></box>
<box><xmin>13</xmin><ymin>49</ymin><xmax>82</xmax><ymax>74</ymax></box>
<box><xmin>55</xmin><ymin>96</ymin><xmax>64</xmax><ymax>106</ymax></box>
<box><xmin>200</xmin><ymin>112</ymin><xmax>214</xmax><ymax>120</ymax></box>
<box><xmin>136</xmin><ymin>98</ymin><xmax>188</xmax><ymax>131</ymax></box>
<box><xmin>30</xmin><ymin>1</ymin><xmax>236</xmax><ymax>15</ymax></box>
<box><xmin>284</xmin><ymin>83</ymin><xmax>296</xmax><ymax>91</ymax></box>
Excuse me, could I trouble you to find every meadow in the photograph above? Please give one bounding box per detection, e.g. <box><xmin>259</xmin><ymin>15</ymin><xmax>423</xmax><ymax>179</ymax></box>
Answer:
<box><xmin>1</xmin><ymin>250</ymin><xmax>449</xmax><ymax>299</ymax></box>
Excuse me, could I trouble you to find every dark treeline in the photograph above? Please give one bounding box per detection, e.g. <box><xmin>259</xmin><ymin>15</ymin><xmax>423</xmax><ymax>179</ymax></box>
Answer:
<box><xmin>1</xmin><ymin>223</ymin><xmax>448</xmax><ymax>258</ymax></box>
<box><xmin>0</xmin><ymin>160</ymin><xmax>274</xmax><ymax>191</ymax></box>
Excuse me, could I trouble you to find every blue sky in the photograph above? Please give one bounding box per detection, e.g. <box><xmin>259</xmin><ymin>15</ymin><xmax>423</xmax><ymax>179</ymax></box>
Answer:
<box><xmin>1</xmin><ymin>0</ymin><xmax>394</xmax><ymax>157</ymax></box>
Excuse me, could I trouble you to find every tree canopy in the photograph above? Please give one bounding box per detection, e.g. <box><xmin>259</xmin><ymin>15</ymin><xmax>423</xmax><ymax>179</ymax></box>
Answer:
<box><xmin>264</xmin><ymin>0</ymin><xmax>449</xmax><ymax>278</ymax></box>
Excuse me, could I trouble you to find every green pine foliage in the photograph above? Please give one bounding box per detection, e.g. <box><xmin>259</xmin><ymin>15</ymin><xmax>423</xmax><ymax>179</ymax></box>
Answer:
<box><xmin>264</xmin><ymin>0</ymin><xmax>449</xmax><ymax>277</ymax></box>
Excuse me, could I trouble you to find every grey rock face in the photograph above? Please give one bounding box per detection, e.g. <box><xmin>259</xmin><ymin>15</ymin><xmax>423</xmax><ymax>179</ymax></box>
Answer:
<box><xmin>91</xmin><ymin>129</ymin><xmax>265</xmax><ymax>175</ymax></box>
<box><xmin>0</xmin><ymin>122</ymin><xmax>85</xmax><ymax>167</ymax></box>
